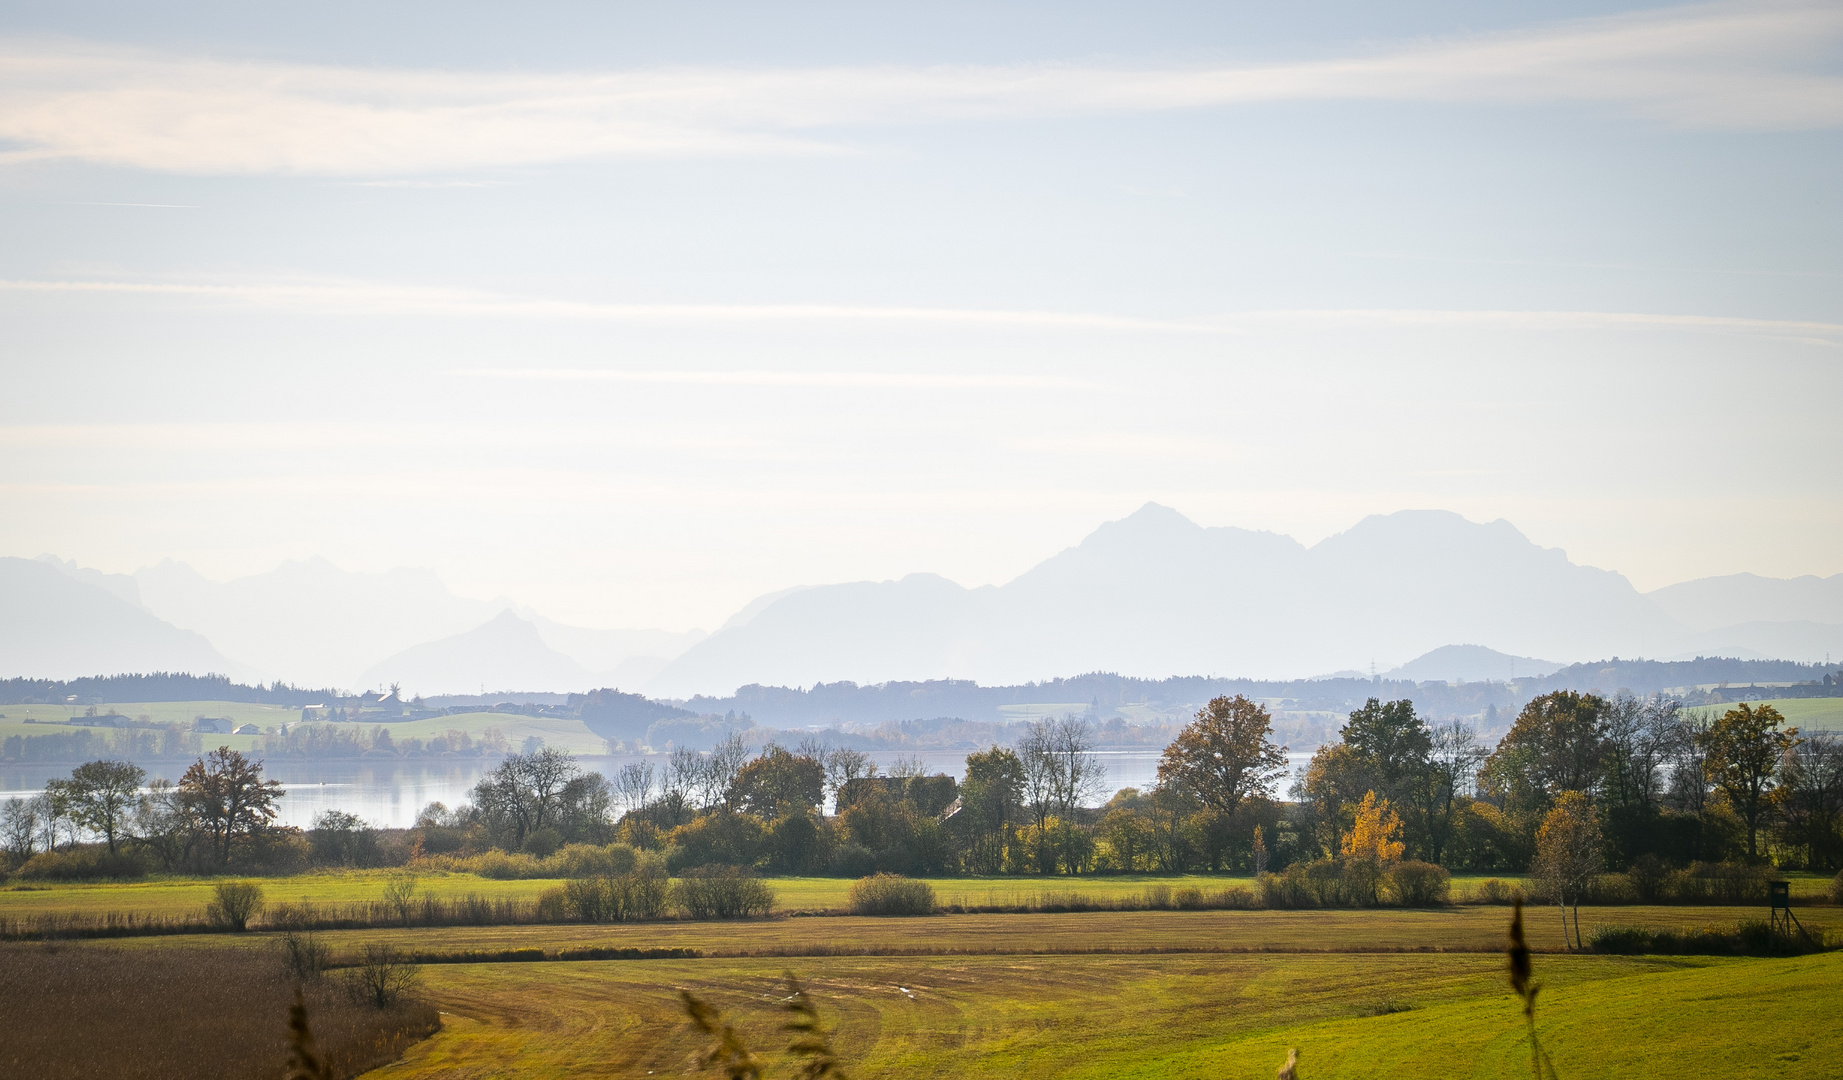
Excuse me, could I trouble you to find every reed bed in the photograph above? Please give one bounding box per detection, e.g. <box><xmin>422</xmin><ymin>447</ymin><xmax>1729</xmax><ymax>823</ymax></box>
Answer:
<box><xmin>0</xmin><ymin>942</ymin><xmax>438</xmax><ymax>1080</ymax></box>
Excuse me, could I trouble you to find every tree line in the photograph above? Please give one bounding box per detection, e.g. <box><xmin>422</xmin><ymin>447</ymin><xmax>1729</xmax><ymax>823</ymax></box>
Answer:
<box><xmin>4</xmin><ymin>690</ymin><xmax>1837</xmax><ymax>891</ymax></box>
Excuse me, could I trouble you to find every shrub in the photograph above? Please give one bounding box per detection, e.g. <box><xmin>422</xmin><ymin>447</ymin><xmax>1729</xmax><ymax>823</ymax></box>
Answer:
<box><xmin>551</xmin><ymin>843</ymin><xmax>637</xmax><ymax>879</ymax></box>
<box><xmin>1385</xmin><ymin>861</ymin><xmax>1451</xmax><ymax>907</ymax></box>
<box><xmin>1590</xmin><ymin>921</ymin><xmax>1828</xmax><ymax>957</ymax></box>
<box><xmin>1585</xmin><ymin>872</ymin><xmax>1638</xmax><ymax>904</ymax></box>
<box><xmin>1829</xmin><ymin>868</ymin><xmax>1843</xmax><ymax>905</ymax></box>
<box><xmin>1667</xmin><ymin>861</ymin><xmax>1773</xmax><ymax>903</ymax></box>
<box><xmin>830</xmin><ymin>843</ymin><xmax>877</xmax><ymax>878</ymax></box>
<box><xmin>381</xmin><ymin>872</ymin><xmax>419</xmax><ymax>926</ymax></box>
<box><xmin>521</xmin><ymin>827</ymin><xmax>564</xmax><ymax>858</ymax></box>
<box><xmin>1144</xmin><ymin>884</ymin><xmax>1174</xmax><ymax>910</ymax></box>
<box><xmin>469</xmin><ymin>849</ymin><xmax>545</xmax><ymax>880</ymax></box>
<box><xmin>206</xmin><ymin>881</ymin><xmax>265</xmax><ymax>931</ymax></box>
<box><xmin>1172</xmin><ymin>886</ymin><xmax>1205</xmax><ymax>911</ymax></box>
<box><xmin>535</xmin><ymin>886</ymin><xmax>568</xmax><ymax>922</ymax></box>
<box><xmin>341</xmin><ymin>944</ymin><xmax>423</xmax><ymax>1008</ymax></box>
<box><xmin>1628</xmin><ymin>854</ymin><xmax>1670</xmax><ymax>902</ymax></box>
<box><xmin>1475</xmin><ymin>878</ymin><xmax>1524</xmax><ymax>905</ymax></box>
<box><xmin>674</xmin><ymin>865</ymin><xmax>775</xmax><ymax>919</ymax></box>
<box><xmin>17</xmin><ymin>848</ymin><xmax>144</xmax><ymax>881</ymax></box>
<box><xmin>1215</xmin><ymin>886</ymin><xmax>1256</xmax><ymax>910</ymax></box>
<box><xmin>847</xmin><ymin>873</ymin><xmax>936</xmax><ymax>916</ymax></box>
<box><xmin>277</xmin><ymin>926</ymin><xmax>331</xmax><ymax>981</ymax></box>
<box><xmin>1259</xmin><ymin>858</ymin><xmax>1364</xmax><ymax>908</ymax></box>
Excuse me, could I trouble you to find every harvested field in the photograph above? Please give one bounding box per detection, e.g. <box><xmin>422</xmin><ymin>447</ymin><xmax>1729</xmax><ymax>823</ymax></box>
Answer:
<box><xmin>360</xmin><ymin>951</ymin><xmax>1804</xmax><ymax>1080</ymax></box>
<box><xmin>87</xmin><ymin>903</ymin><xmax>1842</xmax><ymax>961</ymax></box>
<box><xmin>0</xmin><ymin>942</ymin><xmax>439</xmax><ymax>1080</ymax></box>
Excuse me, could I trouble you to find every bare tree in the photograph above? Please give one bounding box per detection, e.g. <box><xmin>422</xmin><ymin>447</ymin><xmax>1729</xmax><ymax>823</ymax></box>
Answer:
<box><xmin>821</xmin><ymin>747</ymin><xmax>875</xmax><ymax>805</ymax></box>
<box><xmin>614</xmin><ymin>760</ymin><xmax>658</xmax><ymax>816</ymax></box>
<box><xmin>706</xmin><ymin>732</ymin><xmax>752</xmax><ymax>811</ymax></box>
<box><xmin>888</xmin><ymin>754</ymin><xmax>927</xmax><ymax>780</ymax></box>
<box><xmin>1018</xmin><ymin>717</ymin><xmax>1104</xmax><ymax>827</ymax></box>
<box><xmin>517</xmin><ymin>746</ymin><xmax>581</xmax><ymax>834</ymax></box>
<box><xmin>664</xmin><ymin>746</ymin><xmax>704</xmax><ymax>815</ymax></box>
<box><xmin>343</xmin><ymin>944</ymin><xmax>422</xmax><ymax>1008</ymax></box>
<box><xmin>1420</xmin><ymin>719</ymin><xmax>1488</xmax><ymax>865</ymax></box>
<box><xmin>1665</xmin><ymin>708</ymin><xmax>1716</xmax><ymax>813</ymax></box>
<box><xmin>1603</xmin><ymin>694</ymin><xmax>1682</xmax><ymax>812</ymax></box>
<box><xmin>1017</xmin><ymin>721</ymin><xmax>1061</xmax><ymax>833</ymax></box>
<box><xmin>381</xmin><ymin>871</ymin><xmax>420</xmax><ymax>927</ymax></box>
<box><xmin>134</xmin><ymin>779</ymin><xmax>199</xmax><ymax>871</ymax></box>
<box><xmin>1047</xmin><ymin>717</ymin><xmax>1106</xmax><ymax>813</ymax></box>
<box><xmin>1</xmin><ymin>797</ymin><xmax>40</xmax><ymax>865</ymax></box>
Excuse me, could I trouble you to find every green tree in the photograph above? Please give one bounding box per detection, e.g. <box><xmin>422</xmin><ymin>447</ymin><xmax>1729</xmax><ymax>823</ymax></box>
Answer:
<box><xmin>62</xmin><ymin>759</ymin><xmax>146</xmax><ymax>854</ymax></box>
<box><xmin>1157</xmin><ymin>695</ymin><xmax>1289</xmax><ymax>814</ymax></box>
<box><xmin>728</xmin><ymin>745</ymin><xmax>826</xmax><ymax>819</ymax></box>
<box><xmin>960</xmin><ymin>746</ymin><xmax>1025</xmax><ymax>874</ymax></box>
<box><xmin>1341</xmin><ymin>698</ymin><xmax>1431</xmax><ymax>792</ymax></box>
<box><xmin>1483</xmin><ymin>691</ymin><xmax>1610</xmax><ymax>814</ymax></box>
<box><xmin>1699</xmin><ymin>703</ymin><xmax>1800</xmax><ymax>860</ymax></box>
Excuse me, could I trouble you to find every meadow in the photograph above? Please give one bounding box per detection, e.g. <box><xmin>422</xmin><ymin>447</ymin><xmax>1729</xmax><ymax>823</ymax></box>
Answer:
<box><xmin>0</xmin><ymin>700</ymin><xmax>609</xmax><ymax>756</ymax></box>
<box><xmin>4</xmin><ymin>868</ymin><xmax>1835</xmax><ymax>922</ymax></box>
<box><xmin>9</xmin><ymin>867</ymin><xmax>1839</xmax><ymax>1079</ymax></box>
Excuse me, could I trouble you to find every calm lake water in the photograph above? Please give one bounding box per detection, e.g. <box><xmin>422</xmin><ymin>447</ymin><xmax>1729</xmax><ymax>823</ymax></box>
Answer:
<box><xmin>1</xmin><ymin>750</ymin><xmax>1315</xmax><ymax>829</ymax></box>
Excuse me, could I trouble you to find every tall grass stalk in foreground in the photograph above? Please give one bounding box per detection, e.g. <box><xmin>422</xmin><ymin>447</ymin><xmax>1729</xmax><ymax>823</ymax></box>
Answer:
<box><xmin>1508</xmin><ymin>899</ymin><xmax>1557</xmax><ymax>1080</ymax></box>
<box><xmin>683</xmin><ymin>974</ymin><xmax>848</xmax><ymax>1080</ymax></box>
<box><xmin>286</xmin><ymin>987</ymin><xmax>335</xmax><ymax>1080</ymax></box>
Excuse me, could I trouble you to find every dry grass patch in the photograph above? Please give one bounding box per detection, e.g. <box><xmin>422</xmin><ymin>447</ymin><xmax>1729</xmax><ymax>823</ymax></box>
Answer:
<box><xmin>0</xmin><ymin>942</ymin><xmax>438</xmax><ymax>1080</ymax></box>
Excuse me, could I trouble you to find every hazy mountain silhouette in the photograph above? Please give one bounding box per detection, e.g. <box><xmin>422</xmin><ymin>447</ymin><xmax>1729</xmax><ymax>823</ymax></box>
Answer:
<box><xmin>355</xmin><ymin>610</ymin><xmax>596</xmax><ymax>696</ymax></box>
<box><xmin>0</xmin><ymin>558</ymin><xmax>238</xmax><ymax>680</ymax></box>
<box><xmin>1646</xmin><ymin>572</ymin><xmax>1843</xmax><ymax>631</ymax></box>
<box><xmin>1383</xmin><ymin>644</ymin><xmax>1562</xmax><ymax>684</ymax></box>
<box><xmin>645</xmin><ymin>504</ymin><xmax>1688</xmax><ymax>697</ymax></box>
<box><xmin>132</xmin><ymin>556</ymin><xmax>502</xmax><ymax>686</ymax></box>
<box><xmin>36</xmin><ymin>554</ymin><xmax>146</xmax><ymax>610</ymax></box>
<box><xmin>124</xmin><ymin>557</ymin><xmax>705</xmax><ymax>689</ymax></box>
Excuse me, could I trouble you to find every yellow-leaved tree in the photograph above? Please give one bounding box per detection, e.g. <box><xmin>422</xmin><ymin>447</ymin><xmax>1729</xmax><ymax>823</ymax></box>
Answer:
<box><xmin>1342</xmin><ymin>790</ymin><xmax>1405</xmax><ymax>862</ymax></box>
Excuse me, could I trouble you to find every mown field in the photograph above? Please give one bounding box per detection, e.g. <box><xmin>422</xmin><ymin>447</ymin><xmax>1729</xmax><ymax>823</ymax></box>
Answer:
<box><xmin>76</xmin><ymin>903</ymin><xmax>1841</xmax><ymax>965</ymax></box>
<box><xmin>24</xmin><ymin>888</ymin><xmax>1841</xmax><ymax>1078</ymax></box>
<box><xmin>368</xmin><ymin>952</ymin><xmax>1738</xmax><ymax>1080</ymax></box>
<box><xmin>5</xmin><ymin>868</ymin><xmax>1835</xmax><ymax>922</ymax></box>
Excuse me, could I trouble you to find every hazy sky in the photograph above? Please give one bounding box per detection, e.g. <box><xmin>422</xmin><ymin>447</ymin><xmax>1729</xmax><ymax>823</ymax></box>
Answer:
<box><xmin>2</xmin><ymin>1</ymin><xmax>1840</xmax><ymax>631</ymax></box>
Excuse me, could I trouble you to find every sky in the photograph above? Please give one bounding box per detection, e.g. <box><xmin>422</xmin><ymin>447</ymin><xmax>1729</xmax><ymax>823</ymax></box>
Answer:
<box><xmin>2</xmin><ymin>0</ymin><xmax>1840</xmax><ymax>632</ymax></box>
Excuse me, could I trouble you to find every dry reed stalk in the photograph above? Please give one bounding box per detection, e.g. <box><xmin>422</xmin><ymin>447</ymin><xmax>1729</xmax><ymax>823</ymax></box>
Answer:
<box><xmin>1508</xmin><ymin>900</ymin><xmax>1557</xmax><ymax>1079</ymax></box>
<box><xmin>285</xmin><ymin>987</ymin><xmax>335</xmax><ymax>1080</ymax></box>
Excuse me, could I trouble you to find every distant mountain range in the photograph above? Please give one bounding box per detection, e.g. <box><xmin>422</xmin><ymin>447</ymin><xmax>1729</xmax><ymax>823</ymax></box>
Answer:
<box><xmin>6</xmin><ymin>504</ymin><xmax>1840</xmax><ymax>696</ymax></box>
<box><xmin>643</xmin><ymin>504</ymin><xmax>1840</xmax><ymax>697</ymax></box>
<box><xmin>0</xmin><ymin>558</ymin><xmax>236</xmax><ymax>681</ymax></box>
<box><xmin>13</xmin><ymin>554</ymin><xmax>704</xmax><ymax>693</ymax></box>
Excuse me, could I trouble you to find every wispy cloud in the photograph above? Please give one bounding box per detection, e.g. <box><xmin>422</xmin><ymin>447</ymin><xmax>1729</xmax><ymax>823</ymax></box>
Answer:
<box><xmin>1</xmin><ymin>2</ymin><xmax>1836</xmax><ymax>176</ymax></box>
<box><xmin>3</xmin><ymin>276</ymin><xmax>1839</xmax><ymax>343</ymax></box>
<box><xmin>454</xmin><ymin>369</ymin><xmax>1095</xmax><ymax>390</ymax></box>
<box><xmin>0</xmin><ymin>277</ymin><xmax>1204</xmax><ymax>331</ymax></box>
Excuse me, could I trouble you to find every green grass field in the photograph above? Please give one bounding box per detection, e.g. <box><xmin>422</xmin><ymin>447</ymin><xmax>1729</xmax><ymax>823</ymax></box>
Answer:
<box><xmin>26</xmin><ymin>880</ymin><xmax>1838</xmax><ymax>1078</ymax></box>
<box><xmin>0</xmin><ymin>700</ymin><xmax>608</xmax><ymax>756</ymax></box>
<box><xmin>1745</xmin><ymin>698</ymin><xmax>1843</xmax><ymax>732</ymax></box>
<box><xmin>5</xmin><ymin>869</ymin><xmax>1835</xmax><ymax>922</ymax></box>
<box><xmin>349</xmin><ymin>950</ymin><xmax>1843</xmax><ymax>1080</ymax></box>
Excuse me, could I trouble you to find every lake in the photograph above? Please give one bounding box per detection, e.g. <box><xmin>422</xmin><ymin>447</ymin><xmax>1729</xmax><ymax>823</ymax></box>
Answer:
<box><xmin>1</xmin><ymin>750</ymin><xmax>1316</xmax><ymax>829</ymax></box>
